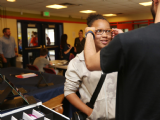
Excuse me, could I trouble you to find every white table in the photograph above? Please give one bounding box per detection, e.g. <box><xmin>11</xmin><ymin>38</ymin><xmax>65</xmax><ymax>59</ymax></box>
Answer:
<box><xmin>50</xmin><ymin>60</ymin><xmax>68</xmax><ymax>70</ymax></box>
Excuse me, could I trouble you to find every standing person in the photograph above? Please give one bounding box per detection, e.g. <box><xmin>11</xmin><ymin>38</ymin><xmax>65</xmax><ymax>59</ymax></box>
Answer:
<box><xmin>84</xmin><ymin>0</ymin><xmax>160</xmax><ymax>120</ymax></box>
<box><xmin>60</xmin><ymin>34</ymin><xmax>72</xmax><ymax>61</ymax></box>
<box><xmin>74</xmin><ymin>30</ymin><xmax>85</xmax><ymax>54</ymax></box>
<box><xmin>28</xmin><ymin>35</ymin><xmax>33</xmax><ymax>47</ymax></box>
<box><xmin>64</xmin><ymin>14</ymin><xmax>118</xmax><ymax>120</ymax></box>
<box><xmin>0</xmin><ymin>28</ymin><xmax>18</xmax><ymax>68</ymax></box>
<box><xmin>30</xmin><ymin>32</ymin><xmax>38</xmax><ymax>47</ymax></box>
<box><xmin>46</xmin><ymin>34</ymin><xmax>51</xmax><ymax>61</ymax></box>
<box><xmin>46</xmin><ymin>34</ymin><xmax>51</xmax><ymax>46</ymax></box>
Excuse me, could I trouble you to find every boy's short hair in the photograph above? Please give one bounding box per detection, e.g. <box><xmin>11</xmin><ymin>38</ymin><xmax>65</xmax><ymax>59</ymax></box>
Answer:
<box><xmin>40</xmin><ymin>48</ymin><xmax>48</xmax><ymax>56</ymax></box>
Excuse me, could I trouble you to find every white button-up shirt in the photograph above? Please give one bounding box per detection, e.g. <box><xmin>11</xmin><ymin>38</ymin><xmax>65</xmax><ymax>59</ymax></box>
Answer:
<box><xmin>64</xmin><ymin>51</ymin><xmax>117</xmax><ymax>120</ymax></box>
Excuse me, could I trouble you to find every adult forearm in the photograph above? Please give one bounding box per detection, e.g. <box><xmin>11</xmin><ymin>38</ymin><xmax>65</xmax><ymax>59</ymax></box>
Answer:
<box><xmin>66</xmin><ymin>93</ymin><xmax>93</xmax><ymax>116</ymax></box>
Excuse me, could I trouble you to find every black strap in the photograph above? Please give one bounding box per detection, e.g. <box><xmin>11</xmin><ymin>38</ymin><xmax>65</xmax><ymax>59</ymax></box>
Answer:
<box><xmin>89</xmin><ymin>73</ymin><xmax>107</xmax><ymax>108</ymax></box>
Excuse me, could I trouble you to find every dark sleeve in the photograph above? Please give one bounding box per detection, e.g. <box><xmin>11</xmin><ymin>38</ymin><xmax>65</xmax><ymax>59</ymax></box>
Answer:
<box><xmin>74</xmin><ymin>38</ymin><xmax>77</xmax><ymax>47</ymax></box>
<box><xmin>100</xmin><ymin>35</ymin><xmax>124</xmax><ymax>73</ymax></box>
<box><xmin>82</xmin><ymin>38</ymin><xmax>85</xmax><ymax>47</ymax></box>
<box><xmin>64</xmin><ymin>44</ymin><xmax>69</xmax><ymax>51</ymax></box>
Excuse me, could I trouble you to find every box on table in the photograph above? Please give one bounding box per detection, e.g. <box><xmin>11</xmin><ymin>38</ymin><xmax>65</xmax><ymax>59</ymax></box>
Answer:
<box><xmin>0</xmin><ymin>74</ymin><xmax>69</xmax><ymax>120</ymax></box>
<box><xmin>0</xmin><ymin>102</ymin><xmax>70</xmax><ymax>120</ymax></box>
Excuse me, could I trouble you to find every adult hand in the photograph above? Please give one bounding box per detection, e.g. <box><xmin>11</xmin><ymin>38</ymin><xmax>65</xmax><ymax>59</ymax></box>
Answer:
<box><xmin>112</xmin><ymin>28</ymin><xmax>123</xmax><ymax>39</ymax></box>
<box><xmin>3</xmin><ymin>58</ymin><xmax>7</xmax><ymax>63</ymax></box>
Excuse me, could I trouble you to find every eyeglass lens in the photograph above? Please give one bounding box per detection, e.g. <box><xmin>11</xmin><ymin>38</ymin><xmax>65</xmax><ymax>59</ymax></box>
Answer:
<box><xmin>95</xmin><ymin>29</ymin><xmax>112</xmax><ymax>35</ymax></box>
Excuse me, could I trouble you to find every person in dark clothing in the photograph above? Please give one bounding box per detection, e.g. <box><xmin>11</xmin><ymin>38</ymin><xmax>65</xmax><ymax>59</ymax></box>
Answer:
<box><xmin>84</xmin><ymin>0</ymin><xmax>160</xmax><ymax>120</ymax></box>
<box><xmin>60</xmin><ymin>34</ymin><xmax>72</xmax><ymax>61</ymax></box>
<box><xmin>46</xmin><ymin>34</ymin><xmax>51</xmax><ymax>46</ymax></box>
<box><xmin>74</xmin><ymin>30</ymin><xmax>85</xmax><ymax>54</ymax></box>
<box><xmin>46</xmin><ymin>34</ymin><xmax>51</xmax><ymax>61</ymax></box>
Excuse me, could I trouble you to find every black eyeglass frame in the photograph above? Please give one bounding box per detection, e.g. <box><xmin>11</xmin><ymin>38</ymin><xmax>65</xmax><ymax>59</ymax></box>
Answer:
<box><xmin>95</xmin><ymin>29</ymin><xmax>113</xmax><ymax>35</ymax></box>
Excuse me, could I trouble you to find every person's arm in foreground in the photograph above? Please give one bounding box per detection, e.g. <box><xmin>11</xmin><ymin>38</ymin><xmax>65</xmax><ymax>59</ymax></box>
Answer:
<box><xmin>84</xmin><ymin>27</ymin><xmax>101</xmax><ymax>71</ymax></box>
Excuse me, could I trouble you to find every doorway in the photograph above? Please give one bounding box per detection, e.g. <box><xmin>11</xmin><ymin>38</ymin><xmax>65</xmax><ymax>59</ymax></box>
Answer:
<box><xmin>17</xmin><ymin>21</ymin><xmax>63</xmax><ymax>68</ymax></box>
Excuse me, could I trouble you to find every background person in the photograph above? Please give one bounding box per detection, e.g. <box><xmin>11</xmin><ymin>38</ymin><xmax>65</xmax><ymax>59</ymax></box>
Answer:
<box><xmin>60</xmin><ymin>34</ymin><xmax>73</xmax><ymax>61</ymax></box>
<box><xmin>64</xmin><ymin>14</ymin><xmax>117</xmax><ymax>120</ymax></box>
<box><xmin>0</xmin><ymin>28</ymin><xmax>18</xmax><ymax>68</ymax></box>
<box><xmin>28</xmin><ymin>35</ymin><xmax>33</xmax><ymax>47</ymax></box>
<box><xmin>74</xmin><ymin>30</ymin><xmax>85</xmax><ymax>54</ymax></box>
<box><xmin>46</xmin><ymin>34</ymin><xmax>51</xmax><ymax>61</ymax></box>
<box><xmin>30</xmin><ymin>32</ymin><xmax>38</xmax><ymax>47</ymax></box>
<box><xmin>33</xmin><ymin>48</ymin><xmax>51</xmax><ymax>72</ymax></box>
<box><xmin>84</xmin><ymin>0</ymin><xmax>160</xmax><ymax>120</ymax></box>
<box><xmin>46</xmin><ymin>34</ymin><xmax>51</xmax><ymax>46</ymax></box>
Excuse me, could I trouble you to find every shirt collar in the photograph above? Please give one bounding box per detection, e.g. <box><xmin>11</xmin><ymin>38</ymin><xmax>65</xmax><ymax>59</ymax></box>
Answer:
<box><xmin>3</xmin><ymin>35</ymin><xmax>10</xmax><ymax>39</ymax></box>
<box><xmin>76</xmin><ymin>51</ymin><xmax>85</xmax><ymax>61</ymax></box>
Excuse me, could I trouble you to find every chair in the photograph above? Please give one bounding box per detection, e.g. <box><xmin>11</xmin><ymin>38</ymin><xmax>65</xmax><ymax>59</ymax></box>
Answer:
<box><xmin>43</xmin><ymin>67</ymin><xmax>56</xmax><ymax>74</ymax></box>
<box><xmin>27</xmin><ymin>64</ymin><xmax>39</xmax><ymax>71</ymax></box>
<box><xmin>69</xmin><ymin>53</ymin><xmax>75</xmax><ymax>61</ymax></box>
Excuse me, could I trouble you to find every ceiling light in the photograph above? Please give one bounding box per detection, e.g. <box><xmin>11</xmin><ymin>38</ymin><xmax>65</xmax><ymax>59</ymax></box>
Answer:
<box><xmin>139</xmin><ymin>1</ymin><xmax>152</xmax><ymax>6</ymax></box>
<box><xmin>7</xmin><ymin>0</ymin><xmax>16</xmax><ymax>2</ymax></box>
<box><xmin>46</xmin><ymin>4</ymin><xmax>67</xmax><ymax>9</ymax></box>
<box><xmin>103</xmin><ymin>14</ymin><xmax>117</xmax><ymax>17</ymax></box>
<box><xmin>80</xmin><ymin>10</ymin><xmax>96</xmax><ymax>13</ymax></box>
